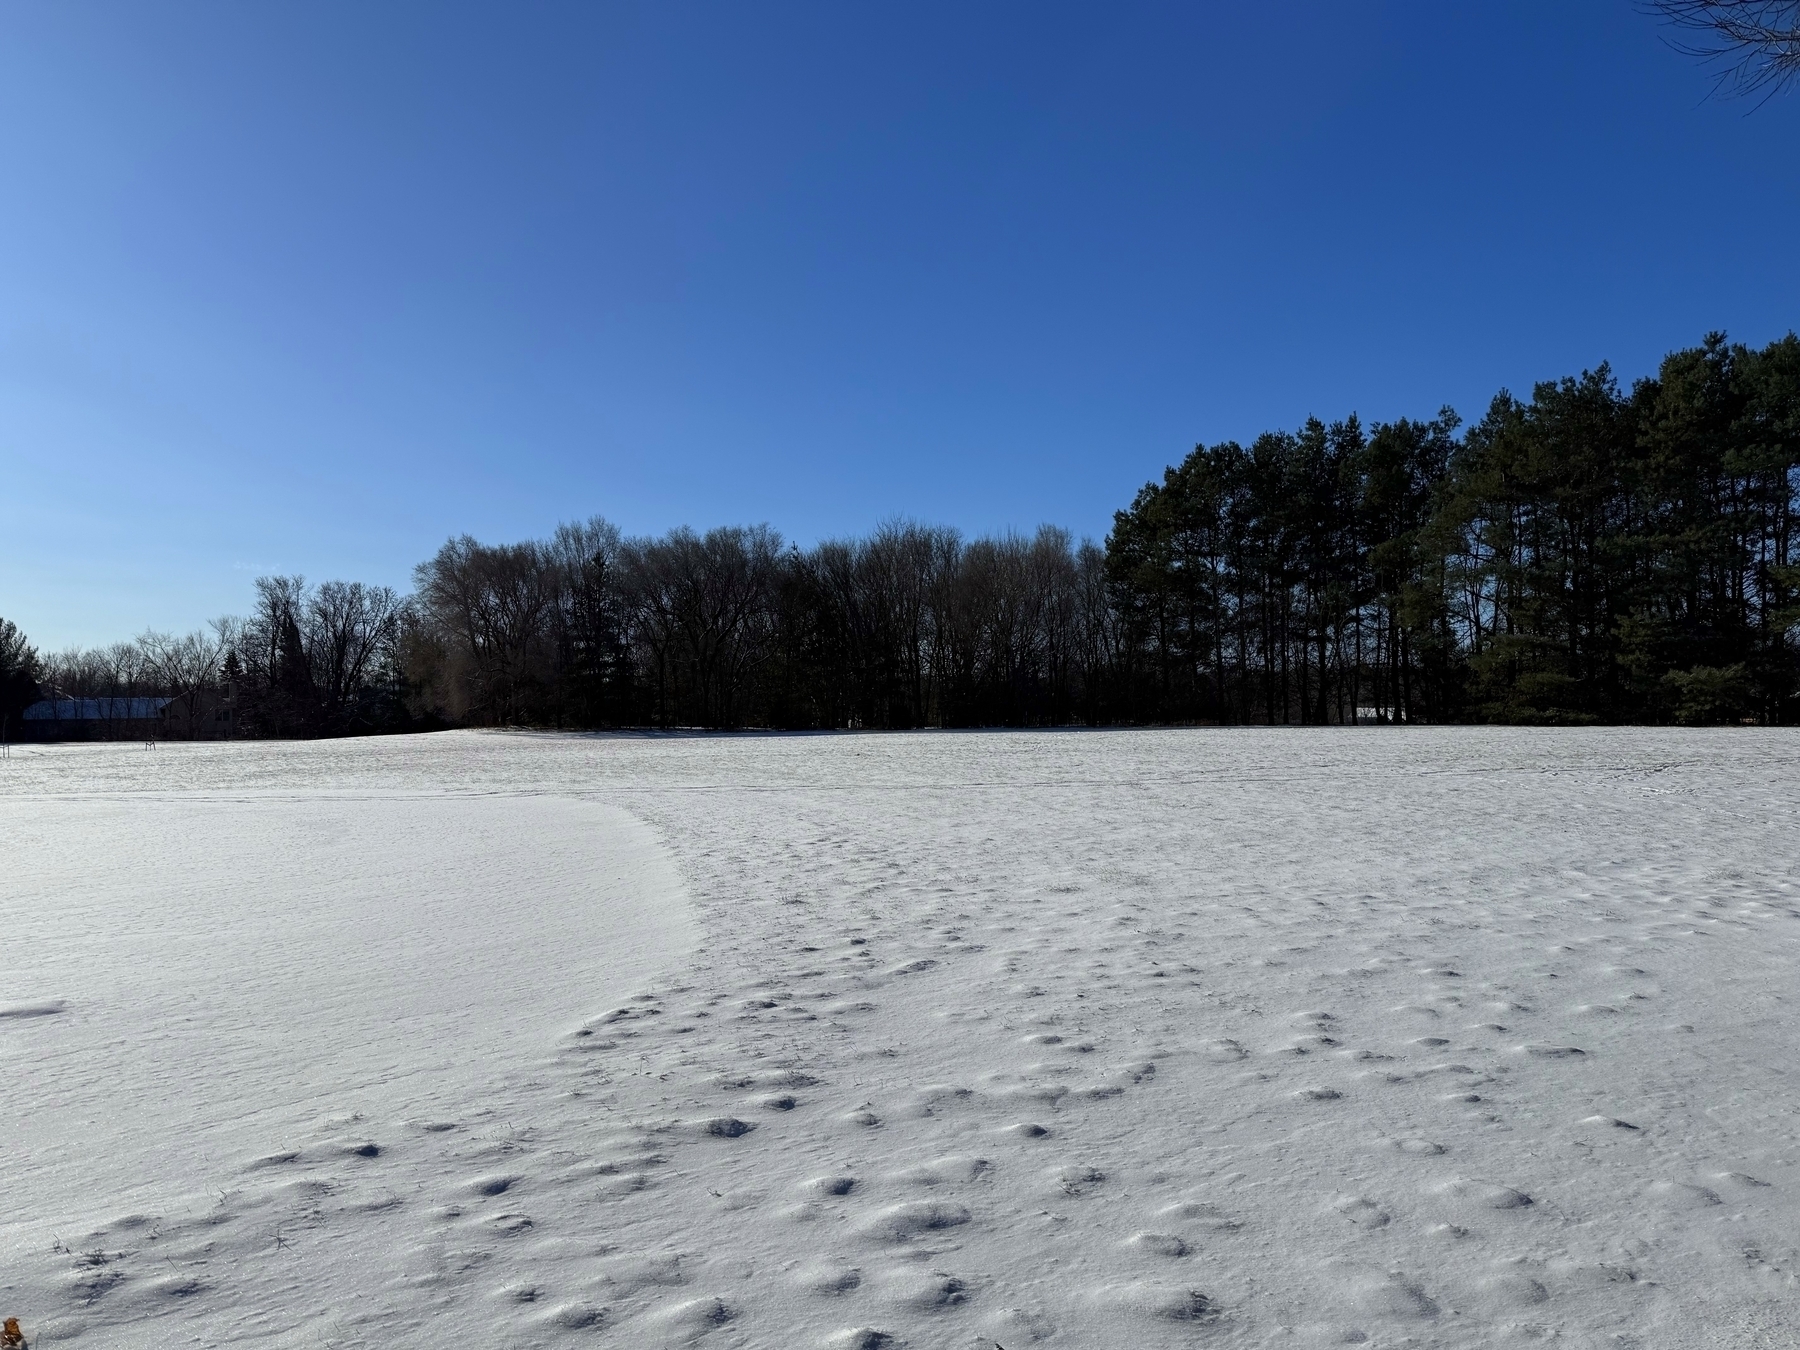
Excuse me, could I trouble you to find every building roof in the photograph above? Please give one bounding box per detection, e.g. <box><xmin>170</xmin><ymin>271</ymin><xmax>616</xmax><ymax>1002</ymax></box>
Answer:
<box><xmin>23</xmin><ymin>697</ymin><xmax>173</xmax><ymax>721</ymax></box>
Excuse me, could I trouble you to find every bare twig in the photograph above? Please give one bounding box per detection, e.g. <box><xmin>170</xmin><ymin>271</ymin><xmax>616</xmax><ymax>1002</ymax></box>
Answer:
<box><xmin>1646</xmin><ymin>0</ymin><xmax>1800</xmax><ymax>99</ymax></box>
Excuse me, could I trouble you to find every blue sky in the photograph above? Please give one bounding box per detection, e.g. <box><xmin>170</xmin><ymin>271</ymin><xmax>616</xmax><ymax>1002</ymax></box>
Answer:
<box><xmin>4</xmin><ymin>2</ymin><xmax>1798</xmax><ymax>649</ymax></box>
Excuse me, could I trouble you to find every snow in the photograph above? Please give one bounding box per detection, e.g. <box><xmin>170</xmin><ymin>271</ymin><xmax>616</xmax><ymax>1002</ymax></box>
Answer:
<box><xmin>2</xmin><ymin>728</ymin><xmax>1797</xmax><ymax>1348</ymax></box>
<box><xmin>3</xmin><ymin>792</ymin><xmax>690</xmax><ymax>1224</ymax></box>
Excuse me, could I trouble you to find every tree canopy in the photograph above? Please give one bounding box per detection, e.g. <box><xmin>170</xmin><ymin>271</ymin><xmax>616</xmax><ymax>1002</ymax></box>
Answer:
<box><xmin>24</xmin><ymin>330</ymin><xmax>1800</xmax><ymax>735</ymax></box>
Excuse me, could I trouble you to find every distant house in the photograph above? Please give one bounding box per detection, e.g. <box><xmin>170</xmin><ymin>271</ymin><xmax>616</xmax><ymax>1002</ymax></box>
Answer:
<box><xmin>20</xmin><ymin>696</ymin><xmax>174</xmax><ymax>742</ymax></box>
<box><xmin>169</xmin><ymin>692</ymin><xmax>237</xmax><ymax>740</ymax></box>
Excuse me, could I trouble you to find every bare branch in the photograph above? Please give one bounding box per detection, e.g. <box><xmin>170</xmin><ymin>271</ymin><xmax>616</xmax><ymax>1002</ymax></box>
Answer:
<box><xmin>1646</xmin><ymin>0</ymin><xmax>1800</xmax><ymax>98</ymax></box>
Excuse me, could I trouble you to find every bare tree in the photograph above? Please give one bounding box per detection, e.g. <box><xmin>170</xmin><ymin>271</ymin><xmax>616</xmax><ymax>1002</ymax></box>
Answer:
<box><xmin>868</xmin><ymin>521</ymin><xmax>955</xmax><ymax>725</ymax></box>
<box><xmin>37</xmin><ymin>639</ymin><xmax>164</xmax><ymax>738</ymax></box>
<box><xmin>309</xmin><ymin>580</ymin><xmax>405</xmax><ymax>726</ymax></box>
<box><xmin>619</xmin><ymin>525</ymin><xmax>782</xmax><ymax>728</ymax></box>
<box><xmin>140</xmin><ymin>627</ymin><xmax>227</xmax><ymax>738</ymax></box>
<box><xmin>412</xmin><ymin>537</ymin><xmax>559</xmax><ymax>724</ymax></box>
<box><xmin>1648</xmin><ymin>1</ymin><xmax>1800</xmax><ymax>97</ymax></box>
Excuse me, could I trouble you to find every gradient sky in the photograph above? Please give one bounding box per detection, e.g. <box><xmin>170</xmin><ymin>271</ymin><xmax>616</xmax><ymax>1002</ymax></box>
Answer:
<box><xmin>4</xmin><ymin>2</ymin><xmax>1799</xmax><ymax>650</ymax></box>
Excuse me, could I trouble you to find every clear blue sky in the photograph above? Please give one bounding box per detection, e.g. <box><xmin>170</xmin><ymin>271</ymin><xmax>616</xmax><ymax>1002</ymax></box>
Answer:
<box><xmin>4</xmin><ymin>2</ymin><xmax>1798</xmax><ymax>649</ymax></box>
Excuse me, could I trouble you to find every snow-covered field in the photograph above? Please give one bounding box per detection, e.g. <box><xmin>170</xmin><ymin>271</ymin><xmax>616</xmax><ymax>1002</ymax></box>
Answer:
<box><xmin>2</xmin><ymin>729</ymin><xmax>1796</xmax><ymax>1349</ymax></box>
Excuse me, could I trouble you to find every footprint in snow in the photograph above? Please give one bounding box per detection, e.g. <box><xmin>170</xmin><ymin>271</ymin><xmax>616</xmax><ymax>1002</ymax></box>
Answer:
<box><xmin>890</xmin><ymin>1154</ymin><xmax>989</xmax><ymax>1186</ymax></box>
<box><xmin>1644</xmin><ymin>1180</ymin><xmax>1722</xmax><ymax>1209</ymax></box>
<box><xmin>1356</xmin><ymin>1275</ymin><xmax>1439</xmax><ymax>1319</ymax></box>
<box><xmin>536</xmin><ymin>1302</ymin><xmax>603</xmax><ymax>1330</ymax></box>
<box><xmin>1099</xmin><ymin>1282</ymin><xmax>1220</xmax><ymax>1323</ymax></box>
<box><xmin>1713</xmin><ymin>1170</ymin><xmax>1770</xmax><ymax>1188</ymax></box>
<box><xmin>795</xmin><ymin>1262</ymin><xmax>862</xmax><ymax>1295</ymax></box>
<box><xmin>859</xmin><ymin>1201</ymin><xmax>972</xmax><ymax>1241</ymax></box>
<box><xmin>146</xmin><ymin>1274</ymin><xmax>205</xmax><ymax>1299</ymax></box>
<box><xmin>825</xmin><ymin>1329</ymin><xmax>895</xmax><ymax>1350</ymax></box>
<box><xmin>1392</xmin><ymin>1138</ymin><xmax>1447</xmax><ymax>1155</ymax></box>
<box><xmin>700</xmin><ymin>1117</ymin><xmax>754</xmax><ymax>1139</ymax></box>
<box><xmin>1332</xmin><ymin>1196</ymin><xmax>1390</xmax><ymax>1229</ymax></box>
<box><xmin>1435</xmin><ymin>1178</ymin><xmax>1533</xmax><ymax>1209</ymax></box>
<box><xmin>1049</xmin><ymin>1165</ymin><xmax>1105</xmax><ymax>1197</ymax></box>
<box><xmin>585</xmin><ymin>1256</ymin><xmax>699</xmax><ymax>1310</ymax></box>
<box><xmin>1478</xmin><ymin>1270</ymin><xmax>1549</xmax><ymax>1307</ymax></box>
<box><xmin>647</xmin><ymin>1295</ymin><xmax>733</xmax><ymax>1341</ymax></box>
<box><xmin>881</xmin><ymin>1268</ymin><xmax>970</xmax><ymax>1309</ymax></box>
<box><xmin>1126</xmin><ymin>1231</ymin><xmax>1189</xmax><ymax>1257</ymax></box>
<box><xmin>1157</xmin><ymin>1199</ymin><xmax>1242</xmax><ymax>1231</ymax></box>
<box><xmin>983</xmin><ymin>1306</ymin><xmax>1056</xmax><ymax>1343</ymax></box>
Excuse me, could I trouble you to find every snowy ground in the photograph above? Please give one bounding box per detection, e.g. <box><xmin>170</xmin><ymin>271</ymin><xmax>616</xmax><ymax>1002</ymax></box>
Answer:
<box><xmin>2</xmin><ymin>729</ymin><xmax>1797</xmax><ymax>1349</ymax></box>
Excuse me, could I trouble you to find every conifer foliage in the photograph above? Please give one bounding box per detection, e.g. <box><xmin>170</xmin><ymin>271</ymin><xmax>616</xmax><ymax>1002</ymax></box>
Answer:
<box><xmin>1105</xmin><ymin>334</ymin><xmax>1800</xmax><ymax>724</ymax></box>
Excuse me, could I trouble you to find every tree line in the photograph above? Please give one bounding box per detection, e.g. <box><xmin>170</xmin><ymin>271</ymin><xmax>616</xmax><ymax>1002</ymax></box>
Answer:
<box><xmin>403</xmin><ymin>517</ymin><xmax>1113</xmax><ymax>730</ymax></box>
<box><xmin>1108</xmin><ymin>333</ymin><xmax>1799</xmax><ymax>726</ymax></box>
<box><xmin>404</xmin><ymin>331</ymin><xmax>1800</xmax><ymax>728</ymax></box>
<box><xmin>6</xmin><ymin>330</ymin><xmax>1796</xmax><ymax>736</ymax></box>
<box><xmin>6</xmin><ymin>580</ymin><xmax>412</xmax><ymax>739</ymax></box>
